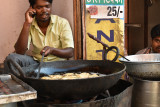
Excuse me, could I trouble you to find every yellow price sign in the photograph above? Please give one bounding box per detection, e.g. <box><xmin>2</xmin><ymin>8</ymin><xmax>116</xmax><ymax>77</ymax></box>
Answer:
<box><xmin>85</xmin><ymin>13</ymin><xmax>124</xmax><ymax>61</ymax></box>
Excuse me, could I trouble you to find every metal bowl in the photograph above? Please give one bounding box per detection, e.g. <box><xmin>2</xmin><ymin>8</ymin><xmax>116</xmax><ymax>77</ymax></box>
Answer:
<box><xmin>119</xmin><ymin>54</ymin><xmax>160</xmax><ymax>80</ymax></box>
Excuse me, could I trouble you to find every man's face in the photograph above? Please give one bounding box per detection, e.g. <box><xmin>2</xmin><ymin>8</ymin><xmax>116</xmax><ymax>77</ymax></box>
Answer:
<box><xmin>152</xmin><ymin>36</ymin><xmax>160</xmax><ymax>53</ymax></box>
<box><xmin>33</xmin><ymin>0</ymin><xmax>52</xmax><ymax>22</ymax></box>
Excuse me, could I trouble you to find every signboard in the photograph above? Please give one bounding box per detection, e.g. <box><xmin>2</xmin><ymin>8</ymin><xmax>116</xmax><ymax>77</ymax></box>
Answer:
<box><xmin>85</xmin><ymin>0</ymin><xmax>125</xmax><ymax>61</ymax></box>
<box><xmin>87</xmin><ymin>5</ymin><xmax>124</xmax><ymax>19</ymax></box>
<box><xmin>86</xmin><ymin>0</ymin><xmax>124</xmax><ymax>19</ymax></box>
<box><xmin>86</xmin><ymin>0</ymin><xmax>123</xmax><ymax>5</ymax></box>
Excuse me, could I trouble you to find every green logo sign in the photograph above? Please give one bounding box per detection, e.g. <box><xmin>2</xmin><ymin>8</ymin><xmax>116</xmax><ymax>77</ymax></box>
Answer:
<box><xmin>86</xmin><ymin>0</ymin><xmax>124</xmax><ymax>5</ymax></box>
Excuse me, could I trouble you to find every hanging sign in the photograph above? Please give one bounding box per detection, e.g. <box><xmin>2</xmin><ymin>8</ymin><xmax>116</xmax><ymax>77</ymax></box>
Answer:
<box><xmin>87</xmin><ymin>5</ymin><xmax>124</xmax><ymax>19</ymax></box>
<box><xmin>86</xmin><ymin>0</ymin><xmax>124</xmax><ymax>19</ymax></box>
<box><xmin>85</xmin><ymin>0</ymin><xmax>125</xmax><ymax>61</ymax></box>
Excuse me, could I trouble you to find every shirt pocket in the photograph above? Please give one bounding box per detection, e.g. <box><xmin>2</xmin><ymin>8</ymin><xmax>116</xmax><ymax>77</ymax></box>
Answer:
<box><xmin>49</xmin><ymin>40</ymin><xmax>60</xmax><ymax>48</ymax></box>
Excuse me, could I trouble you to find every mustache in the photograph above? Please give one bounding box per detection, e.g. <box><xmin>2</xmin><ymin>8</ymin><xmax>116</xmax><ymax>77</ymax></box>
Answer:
<box><xmin>40</xmin><ymin>12</ymin><xmax>49</xmax><ymax>16</ymax></box>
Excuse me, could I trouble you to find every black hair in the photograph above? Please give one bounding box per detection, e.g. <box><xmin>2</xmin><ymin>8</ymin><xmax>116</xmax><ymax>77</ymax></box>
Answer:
<box><xmin>151</xmin><ymin>24</ymin><xmax>160</xmax><ymax>39</ymax></box>
<box><xmin>29</xmin><ymin>0</ymin><xmax>53</xmax><ymax>7</ymax></box>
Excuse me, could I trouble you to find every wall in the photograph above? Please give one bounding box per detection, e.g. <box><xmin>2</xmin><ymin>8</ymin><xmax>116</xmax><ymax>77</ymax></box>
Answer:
<box><xmin>128</xmin><ymin>0</ymin><xmax>145</xmax><ymax>55</ymax></box>
<box><xmin>0</xmin><ymin>0</ymin><xmax>73</xmax><ymax>63</ymax></box>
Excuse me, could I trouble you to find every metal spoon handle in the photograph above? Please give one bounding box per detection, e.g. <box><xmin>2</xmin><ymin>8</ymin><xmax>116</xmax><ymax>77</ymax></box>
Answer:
<box><xmin>36</xmin><ymin>52</ymin><xmax>45</xmax><ymax>79</ymax></box>
<box><xmin>87</xmin><ymin>33</ymin><xmax>130</xmax><ymax>61</ymax></box>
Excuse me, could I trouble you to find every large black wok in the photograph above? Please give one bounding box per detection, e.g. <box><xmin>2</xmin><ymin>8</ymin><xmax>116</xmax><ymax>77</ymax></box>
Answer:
<box><xmin>9</xmin><ymin>60</ymin><xmax>125</xmax><ymax>100</ymax></box>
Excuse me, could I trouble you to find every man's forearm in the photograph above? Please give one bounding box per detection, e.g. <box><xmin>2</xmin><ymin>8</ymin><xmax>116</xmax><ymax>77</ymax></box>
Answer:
<box><xmin>15</xmin><ymin>22</ymin><xmax>31</xmax><ymax>54</ymax></box>
<box><xmin>50</xmin><ymin>48</ymin><xmax>74</xmax><ymax>58</ymax></box>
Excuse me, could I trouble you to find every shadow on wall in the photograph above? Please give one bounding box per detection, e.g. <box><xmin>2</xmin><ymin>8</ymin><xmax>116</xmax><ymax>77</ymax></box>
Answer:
<box><xmin>52</xmin><ymin>0</ymin><xmax>74</xmax><ymax>32</ymax></box>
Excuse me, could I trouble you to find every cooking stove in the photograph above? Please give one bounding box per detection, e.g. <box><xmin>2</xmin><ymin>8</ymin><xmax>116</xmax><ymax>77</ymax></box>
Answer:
<box><xmin>23</xmin><ymin>79</ymin><xmax>132</xmax><ymax>107</ymax></box>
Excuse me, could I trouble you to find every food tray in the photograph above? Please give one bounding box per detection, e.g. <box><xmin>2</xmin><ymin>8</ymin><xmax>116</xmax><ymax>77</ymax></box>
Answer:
<box><xmin>0</xmin><ymin>74</ymin><xmax>36</xmax><ymax>104</ymax></box>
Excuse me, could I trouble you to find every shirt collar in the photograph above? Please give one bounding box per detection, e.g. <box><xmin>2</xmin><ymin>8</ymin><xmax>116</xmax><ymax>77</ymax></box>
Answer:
<box><xmin>50</xmin><ymin>15</ymin><xmax>55</xmax><ymax>24</ymax></box>
<box><xmin>31</xmin><ymin>17</ymin><xmax>38</xmax><ymax>30</ymax></box>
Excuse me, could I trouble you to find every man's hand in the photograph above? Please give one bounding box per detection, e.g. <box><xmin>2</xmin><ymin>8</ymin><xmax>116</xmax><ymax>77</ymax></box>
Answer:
<box><xmin>40</xmin><ymin>46</ymin><xmax>53</xmax><ymax>57</ymax></box>
<box><xmin>25</xmin><ymin>7</ymin><xmax>36</xmax><ymax>24</ymax></box>
<box><xmin>40</xmin><ymin>46</ymin><xmax>74</xmax><ymax>58</ymax></box>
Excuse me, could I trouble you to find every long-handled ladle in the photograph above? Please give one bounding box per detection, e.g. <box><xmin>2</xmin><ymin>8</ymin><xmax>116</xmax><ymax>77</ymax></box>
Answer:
<box><xmin>36</xmin><ymin>52</ymin><xmax>45</xmax><ymax>79</ymax></box>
